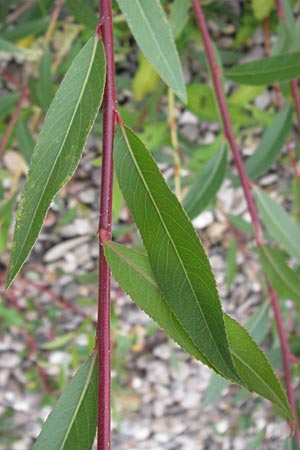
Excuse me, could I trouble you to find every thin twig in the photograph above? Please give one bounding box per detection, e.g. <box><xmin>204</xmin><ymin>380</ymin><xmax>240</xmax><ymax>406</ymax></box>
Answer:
<box><xmin>191</xmin><ymin>0</ymin><xmax>299</xmax><ymax>440</ymax></box>
<box><xmin>96</xmin><ymin>1</ymin><xmax>116</xmax><ymax>448</ymax></box>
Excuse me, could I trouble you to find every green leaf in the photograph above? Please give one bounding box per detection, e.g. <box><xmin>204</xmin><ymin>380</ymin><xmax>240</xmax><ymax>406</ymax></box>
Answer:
<box><xmin>225</xmin><ymin>53</ymin><xmax>300</xmax><ymax>86</ymax></box>
<box><xmin>245</xmin><ymin>103</ymin><xmax>292</xmax><ymax>180</ymax></box>
<box><xmin>251</xmin><ymin>0</ymin><xmax>274</xmax><ymax>20</ymax></box>
<box><xmin>116</xmin><ymin>0</ymin><xmax>187</xmax><ymax>103</ymax></box>
<box><xmin>2</xmin><ymin>17</ymin><xmax>50</xmax><ymax>42</ymax></box>
<box><xmin>169</xmin><ymin>0</ymin><xmax>190</xmax><ymax>38</ymax></box>
<box><xmin>226</xmin><ymin>237</ymin><xmax>237</xmax><ymax>288</ymax></box>
<box><xmin>0</xmin><ymin>92</ymin><xmax>20</xmax><ymax>116</ymax></box>
<box><xmin>244</xmin><ymin>301</ymin><xmax>269</xmax><ymax>344</ymax></box>
<box><xmin>38</xmin><ymin>47</ymin><xmax>53</xmax><ymax>112</ymax></box>
<box><xmin>258</xmin><ymin>246</ymin><xmax>300</xmax><ymax>303</ymax></box>
<box><xmin>65</xmin><ymin>0</ymin><xmax>98</xmax><ymax>29</ymax></box>
<box><xmin>0</xmin><ymin>36</ymin><xmax>21</xmax><ymax>53</ymax></box>
<box><xmin>203</xmin><ymin>373</ymin><xmax>228</xmax><ymax>407</ymax></box>
<box><xmin>114</xmin><ymin>126</ymin><xmax>239</xmax><ymax>382</ymax></box>
<box><xmin>132</xmin><ymin>52</ymin><xmax>161</xmax><ymax>101</ymax></box>
<box><xmin>6</xmin><ymin>36</ymin><xmax>106</xmax><ymax>288</ymax></box>
<box><xmin>248</xmin><ymin>427</ymin><xmax>266</xmax><ymax>450</ymax></box>
<box><xmin>15</xmin><ymin>120</ymin><xmax>35</xmax><ymax>164</ymax></box>
<box><xmin>187</xmin><ymin>83</ymin><xmax>252</xmax><ymax>126</ymax></box>
<box><xmin>224</xmin><ymin>314</ymin><xmax>292</xmax><ymax>424</ymax></box>
<box><xmin>253</xmin><ymin>187</ymin><xmax>300</xmax><ymax>261</ymax></box>
<box><xmin>104</xmin><ymin>241</ymin><xmax>292</xmax><ymax>422</ymax></box>
<box><xmin>33</xmin><ymin>353</ymin><xmax>97</xmax><ymax>450</ymax></box>
<box><xmin>183</xmin><ymin>142</ymin><xmax>227</xmax><ymax>220</ymax></box>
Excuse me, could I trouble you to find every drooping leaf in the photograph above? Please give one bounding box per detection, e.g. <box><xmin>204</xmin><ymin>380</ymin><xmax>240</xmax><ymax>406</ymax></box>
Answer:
<box><xmin>253</xmin><ymin>187</ymin><xmax>300</xmax><ymax>261</ymax></box>
<box><xmin>258</xmin><ymin>246</ymin><xmax>300</xmax><ymax>303</ymax></box>
<box><xmin>104</xmin><ymin>241</ymin><xmax>292</xmax><ymax>422</ymax></box>
<box><xmin>33</xmin><ymin>354</ymin><xmax>97</xmax><ymax>450</ymax></box>
<box><xmin>203</xmin><ymin>301</ymin><xmax>269</xmax><ymax>407</ymax></box>
<box><xmin>6</xmin><ymin>36</ymin><xmax>106</xmax><ymax>288</ymax></box>
<box><xmin>183</xmin><ymin>142</ymin><xmax>227</xmax><ymax>220</ymax></box>
<box><xmin>225</xmin><ymin>53</ymin><xmax>300</xmax><ymax>86</ymax></box>
<box><xmin>116</xmin><ymin>0</ymin><xmax>187</xmax><ymax>103</ymax></box>
<box><xmin>114</xmin><ymin>126</ymin><xmax>239</xmax><ymax>382</ymax></box>
<box><xmin>245</xmin><ymin>103</ymin><xmax>292</xmax><ymax>180</ymax></box>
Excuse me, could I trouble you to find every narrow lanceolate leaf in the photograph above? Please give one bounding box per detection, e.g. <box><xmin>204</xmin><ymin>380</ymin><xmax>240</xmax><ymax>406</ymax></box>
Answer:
<box><xmin>224</xmin><ymin>315</ymin><xmax>292</xmax><ymax>425</ymax></box>
<box><xmin>33</xmin><ymin>354</ymin><xmax>97</xmax><ymax>450</ymax></box>
<box><xmin>258</xmin><ymin>246</ymin><xmax>300</xmax><ymax>303</ymax></box>
<box><xmin>116</xmin><ymin>0</ymin><xmax>187</xmax><ymax>103</ymax></box>
<box><xmin>183</xmin><ymin>142</ymin><xmax>227</xmax><ymax>220</ymax></box>
<box><xmin>6</xmin><ymin>36</ymin><xmax>106</xmax><ymax>288</ymax></box>
<box><xmin>104</xmin><ymin>242</ymin><xmax>292</xmax><ymax>422</ymax></box>
<box><xmin>225</xmin><ymin>53</ymin><xmax>300</xmax><ymax>86</ymax></box>
<box><xmin>253</xmin><ymin>187</ymin><xmax>300</xmax><ymax>261</ymax></box>
<box><xmin>114</xmin><ymin>126</ymin><xmax>240</xmax><ymax>382</ymax></box>
<box><xmin>245</xmin><ymin>103</ymin><xmax>292</xmax><ymax>180</ymax></box>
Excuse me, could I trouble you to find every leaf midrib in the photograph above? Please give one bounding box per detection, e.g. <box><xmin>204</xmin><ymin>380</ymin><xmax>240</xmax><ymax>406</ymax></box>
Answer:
<box><xmin>13</xmin><ymin>38</ymin><xmax>99</xmax><ymax>275</ymax></box>
<box><xmin>231</xmin><ymin>349</ymin><xmax>290</xmax><ymax>419</ymax></box>
<box><xmin>120</xmin><ymin>128</ymin><xmax>236</xmax><ymax>377</ymax></box>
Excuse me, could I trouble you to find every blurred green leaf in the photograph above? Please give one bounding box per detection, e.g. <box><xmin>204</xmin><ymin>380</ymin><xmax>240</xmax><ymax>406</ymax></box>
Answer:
<box><xmin>15</xmin><ymin>120</ymin><xmax>35</xmax><ymax>164</ymax></box>
<box><xmin>258</xmin><ymin>246</ymin><xmax>300</xmax><ymax>302</ymax></box>
<box><xmin>226</xmin><ymin>237</ymin><xmax>237</xmax><ymax>288</ymax></box>
<box><xmin>225</xmin><ymin>53</ymin><xmax>300</xmax><ymax>85</ymax></box>
<box><xmin>38</xmin><ymin>47</ymin><xmax>53</xmax><ymax>112</ymax></box>
<box><xmin>248</xmin><ymin>427</ymin><xmax>266</xmax><ymax>450</ymax></box>
<box><xmin>251</xmin><ymin>0</ymin><xmax>274</xmax><ymax>20</ymax></box>
<box><xmin>245</xmin><ymin>103</ymin><xmax>292</xmax><ymax>180</ymax></box>
<box><xmin>2</xmin><ymin>17</ymin><xmax>49</xmax><ymax>42</ymax></box>
<box><xmin>183</xmin><ymin>142</ymin><xmax>227</xmax><ymax>220</ymax></box>
<box><xmin>0</xmin><ymin>93</ymin><xmax>20</xmax><ymax>116</ymax></box>
<box><xmin>254</xmin><ymin>187</ymin><xmax>300</xmax><ymax>261</ymax></box>
<box><xmin>169</xmin><ymin>0</ymin><xmax>190</xmax><ymax>38</ymax></box>
<box><xmin>116</xmin><ymin>0</ymin><xmax>187</xmax><ymax>102</ymax></box>
<box><xmin>65</xmin><ymin>0</ymin><xmax>98</xmax><ymax>29</ymax></box>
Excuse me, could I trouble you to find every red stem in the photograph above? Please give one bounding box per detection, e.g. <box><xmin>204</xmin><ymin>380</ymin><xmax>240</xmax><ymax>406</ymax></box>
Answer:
<box><xmin>96</xmin><ymin>1</ymin><xmax>116</xmax><ymax>449</ymax></box>
<box><xmin>192</xmin><ymin>0</ymin><xmax>299</xmax><ymax>439</ymax></box>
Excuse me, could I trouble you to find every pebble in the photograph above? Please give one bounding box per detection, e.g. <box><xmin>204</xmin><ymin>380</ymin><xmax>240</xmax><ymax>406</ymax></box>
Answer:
<box><xmin>0</xmin><ymin>353</ymin><xmax>21</xmax><ymax>369</ymax></box>
<box><xmin>60</xmin><ymin>218</ymin><xmax>94</xmax><ymax>237</ymax></box>
<box><xmin>78</xmin><ymin>188</ymin><xmax>97</xmax><ymax>204</ymax></box>
<box><xmin>43</xmin><ymin>236</ymin><xmax>90</xmax><ymax>262</ymax></box>
<box><xmin>192</xmin><ymin>210</ymin><xmax>214</xmax><ymax>229</ymax></box>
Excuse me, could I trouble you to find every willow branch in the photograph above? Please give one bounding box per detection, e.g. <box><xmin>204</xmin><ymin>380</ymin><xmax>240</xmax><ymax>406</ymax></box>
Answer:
<box><xmin>191</xmin><ymin>0</ymin><xmax>299</xmax><ymax>440</ymax></box>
